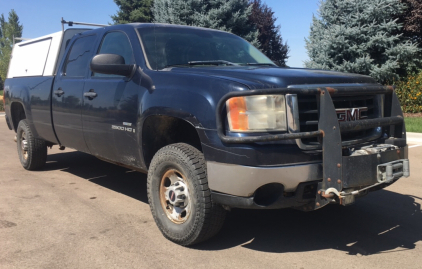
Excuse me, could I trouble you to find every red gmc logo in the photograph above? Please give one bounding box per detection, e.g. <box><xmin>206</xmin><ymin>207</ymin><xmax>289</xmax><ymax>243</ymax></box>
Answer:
<box><xmin>336</xmin><ymin>107</ymin><xmax>368</xmax><ymax>122</ymax></box>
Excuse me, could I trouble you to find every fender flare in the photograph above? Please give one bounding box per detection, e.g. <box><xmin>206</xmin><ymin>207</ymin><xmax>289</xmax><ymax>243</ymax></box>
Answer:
<box><xmin>139</xmin><ymin>107</ymin><xmax>211</xmax><ymax>169</ymax></box>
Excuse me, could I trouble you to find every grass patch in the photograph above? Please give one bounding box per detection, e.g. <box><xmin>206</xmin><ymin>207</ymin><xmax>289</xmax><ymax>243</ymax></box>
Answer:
<box><xmin>0</xmin><ymin>90</ymin><xmax>3</xmax><ymax>96</ymax></box>
<box><xmin>405</xmin><ymin>117</ymin><xmax>422</xmax><ymax>133</ymax></box>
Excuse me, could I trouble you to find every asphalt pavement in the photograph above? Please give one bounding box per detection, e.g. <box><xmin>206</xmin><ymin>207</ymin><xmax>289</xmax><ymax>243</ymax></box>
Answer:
<box><xmin>1</xmin><ymin>115</ymin><xmax>422</xmax><ymax>269</ymax></box>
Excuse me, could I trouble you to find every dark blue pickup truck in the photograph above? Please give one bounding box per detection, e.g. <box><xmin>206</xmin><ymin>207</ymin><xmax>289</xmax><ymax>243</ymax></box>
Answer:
<box><xmin>3</xmin><ymin>23</ymin><xmax>410</xmax><ymax>246</ymax></box>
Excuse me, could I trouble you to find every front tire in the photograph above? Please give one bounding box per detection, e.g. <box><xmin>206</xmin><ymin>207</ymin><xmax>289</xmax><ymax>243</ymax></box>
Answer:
<box><xmin>147</xmin><ymin>143</ymin><xmax>226</xmax><ymax>246</ymax></box>
<box><xmin>16</xmin><ymin>120</ymin><xmax>47</xmax><ymax>170</ymax></box>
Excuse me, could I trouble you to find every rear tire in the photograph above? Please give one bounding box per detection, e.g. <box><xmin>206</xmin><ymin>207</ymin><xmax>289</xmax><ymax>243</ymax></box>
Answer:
<box><xmin>16</xmin><ymin>120</ymin><xmax>47</xmax><ymax>170</ymax></box>
<box><xmin>147</xmin><ymin>143</ymin><xmax>226</xmax><ymax>246</ymax></box>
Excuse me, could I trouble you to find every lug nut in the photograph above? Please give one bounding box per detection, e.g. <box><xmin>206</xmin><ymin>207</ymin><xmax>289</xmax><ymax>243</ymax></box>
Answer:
<box><xmin>337</xmin><ymin>163</ymin><xmax>341</xmax><ymax>168</ymax></box>
<box><xmin>337</xmin><ymin>180</ymin><xmax>341</xmax><ymax>184</ymax></box>
<box><xmin>327</xmin><ymin>178</ymin><xmax>331</xmax><ymax>182</ymax></box>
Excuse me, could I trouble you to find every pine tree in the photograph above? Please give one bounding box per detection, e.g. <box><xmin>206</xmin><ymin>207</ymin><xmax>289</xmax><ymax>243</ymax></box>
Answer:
<box><xmin>111</xmin><ymin>0</ymin><xmax>154</xmax><ymax>24</ymax></box>
<box><xmin>249</xmin><ymin>0</ymin><xmax>289</xmax><ymax>66</ymax></box>
<box><xmin>0</xmin><ymin>10</ymin><xmax>23</xmax><ymax>88</ymax></box>
<box><xmin>153</xmin><ymin>0</ymin><xmax>259</xmax><ymax>46</ymax></box>
<box><xmin>305</xmin><ymin>0</ymin><xmax>420</xmax><ymax>84</ymax></box>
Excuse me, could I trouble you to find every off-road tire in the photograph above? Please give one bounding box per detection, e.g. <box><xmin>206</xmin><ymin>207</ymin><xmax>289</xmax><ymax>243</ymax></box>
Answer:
<box><xmin>16</xmin><ymin>120</ymin><xmax>47</xmax><ymax>170</ymax></box>
<box><xmin>147</xmin><ymin>143</ymin><xmax>226</xmax><ymax>246</ymax></box>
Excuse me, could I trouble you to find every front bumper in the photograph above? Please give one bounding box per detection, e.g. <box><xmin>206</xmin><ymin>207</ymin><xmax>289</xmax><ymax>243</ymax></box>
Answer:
<box><xmin>209</xmin><ymin>144</ymin><xmax>409</xmax><ymax>209</ymax></box>
<box><xmin>212</xmin><ymin>85</ymin><xmax>409</xmax><ymax>210</ymax></box>
<box><xmin>208</xmin><ymin>161</ymin><xmax>322</xmax><ymax>197</ymax></box>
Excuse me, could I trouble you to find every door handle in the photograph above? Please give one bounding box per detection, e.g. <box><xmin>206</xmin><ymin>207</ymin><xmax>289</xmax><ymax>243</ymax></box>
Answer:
<box><xmin>83</xmin><ymin>90</ymin><xmax>97</xmax><ymax>100</ymax></box>
<box><xmin>54</xmin><ymin>88</ymin><xmax>65</xmax><ymax>97</ymax></box>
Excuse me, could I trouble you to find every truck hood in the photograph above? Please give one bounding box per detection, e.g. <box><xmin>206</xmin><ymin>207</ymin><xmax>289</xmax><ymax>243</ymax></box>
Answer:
<box><xmin>167</xmin><ymin>66</ymin><xmax>378</xmax><ymax>89</ymax></box>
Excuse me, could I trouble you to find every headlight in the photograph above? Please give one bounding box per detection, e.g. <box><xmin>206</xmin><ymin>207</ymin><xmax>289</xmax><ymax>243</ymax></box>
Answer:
<box><xmin>226</xmin><ymin>95</ymin><xmax>287</xmax><ymax>132</ymax></box>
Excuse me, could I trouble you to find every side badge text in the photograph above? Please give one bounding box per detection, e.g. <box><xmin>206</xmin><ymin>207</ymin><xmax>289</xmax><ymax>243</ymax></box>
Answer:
<box><xmin>112</xmin><ymin>125</ymin><xmax>136</xmax><ymax>133</ymax></box>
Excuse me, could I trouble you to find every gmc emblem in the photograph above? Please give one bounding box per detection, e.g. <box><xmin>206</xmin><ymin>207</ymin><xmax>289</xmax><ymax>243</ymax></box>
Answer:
<box><xmin>336</xmin><ymin>107</ymin><xmax>368</xmax><ymax>122</ymax></box>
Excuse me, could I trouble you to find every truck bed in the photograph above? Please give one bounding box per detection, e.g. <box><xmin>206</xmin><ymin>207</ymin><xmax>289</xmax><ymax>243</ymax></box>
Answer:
<box><xmin>5</xmin><ymin>76</ymin><xmax>57</xmax><ymax>143</ymax></box>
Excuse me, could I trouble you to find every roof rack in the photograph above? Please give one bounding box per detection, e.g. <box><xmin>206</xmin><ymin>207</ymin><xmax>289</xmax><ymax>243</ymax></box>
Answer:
<box><xmin>61</xmin><ymin>17</ymin><xmax>108</xmax><ymax>32</ymax></box>
<box><xmin>12</xmin><ymin>36</ymin><xmax>32</xmax><ymax>46</ymax></box>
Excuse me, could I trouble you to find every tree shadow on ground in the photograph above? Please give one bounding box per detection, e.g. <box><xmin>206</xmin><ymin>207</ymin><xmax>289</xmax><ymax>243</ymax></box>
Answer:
<box><xmin>44</xmin><ymin>150</ymin><xmax>422</xmax><ymax>256</ymax></box>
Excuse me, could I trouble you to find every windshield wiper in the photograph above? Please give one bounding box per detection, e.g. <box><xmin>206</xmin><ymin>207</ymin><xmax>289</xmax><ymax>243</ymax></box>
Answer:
<box><xmin>244</xmin><ymin>63</ymin><xmax>277</xmax><ymax>66</ymax></box>
<box><xmin>188</xmin><ymin>60</ymin><xmax>239</xmax><ymax>66</ymax></box>
<box><xmin>163</xmin><ymin>60</ymin><xmax>238</xmax><ymax>69</ymax></box>
<box><xmin>163</xmin><ymin>63</ymin><xmax>190</xmax><ymax>68</ymax></box>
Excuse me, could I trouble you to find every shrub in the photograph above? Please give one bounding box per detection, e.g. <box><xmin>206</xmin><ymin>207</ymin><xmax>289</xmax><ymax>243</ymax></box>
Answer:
<box><xmin>395</xmin><ymin>70</ymin><xmax>422</xmax><ymax>113</ymax></box>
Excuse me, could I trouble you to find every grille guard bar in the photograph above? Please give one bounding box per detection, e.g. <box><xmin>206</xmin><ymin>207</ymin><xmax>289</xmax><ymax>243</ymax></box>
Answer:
<box><xmin>215</xmin><ymin>85</ymin><xmax>405</xmax><ymax>210</ymax></box>
<box><xmin>216</xmin><ymin>85</ymin><xmax>401</xmax><ymax>144</ymax></box>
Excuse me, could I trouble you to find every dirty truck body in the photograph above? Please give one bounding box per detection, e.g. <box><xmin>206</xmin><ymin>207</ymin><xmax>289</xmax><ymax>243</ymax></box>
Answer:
<box><xmin>4</xmin><ymin>23</ymin><xmax>410</xmax><ymax>245</ymax></box>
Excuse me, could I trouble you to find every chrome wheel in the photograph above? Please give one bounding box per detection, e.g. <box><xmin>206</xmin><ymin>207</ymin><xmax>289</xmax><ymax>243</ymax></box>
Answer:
<box><xmin>148</xmin><ymin>143</ymin><xmax>227</xmax><ymax>245</ymax></box>
<box><xmin>20</xmin><ymin>131</ymin><xmax>29</xmax><ymax>160</ymax></box>
<box><xmin>159</xmin><ymin>169</ymin><xmax>191</xmax><ymax>224</ymax></box>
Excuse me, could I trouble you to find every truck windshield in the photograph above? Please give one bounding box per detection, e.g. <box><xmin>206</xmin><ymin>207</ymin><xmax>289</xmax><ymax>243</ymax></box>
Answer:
<box><xmin>137</xmin><ymin>26</ymin><xmax>275</xmax><ymax>70</ymax></box>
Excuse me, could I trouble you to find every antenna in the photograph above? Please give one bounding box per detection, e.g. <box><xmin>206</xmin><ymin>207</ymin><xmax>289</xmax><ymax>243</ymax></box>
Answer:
<box><xmin>61</xmin><ymin>17</ymin><xmax>108</xmax><ymax>32</ymax></box>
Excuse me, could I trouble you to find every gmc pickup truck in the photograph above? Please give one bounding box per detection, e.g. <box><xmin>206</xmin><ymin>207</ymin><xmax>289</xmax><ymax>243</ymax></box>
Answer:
<box><xmin>4</xmin><ymin>22</ymin><xmax>410</xmax><ymax>246</ymax></box>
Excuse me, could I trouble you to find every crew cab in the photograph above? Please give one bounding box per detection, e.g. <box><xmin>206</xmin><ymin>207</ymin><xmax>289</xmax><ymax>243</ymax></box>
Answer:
<box><xmin>3</xmin><ymin>22</ymin><xmax>410</xmax><ymax>246</ymax></box>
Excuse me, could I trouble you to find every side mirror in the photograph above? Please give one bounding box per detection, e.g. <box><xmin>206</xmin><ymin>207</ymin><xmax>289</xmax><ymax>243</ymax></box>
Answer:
<box><xmin>90</xmin><ymin>54</ymin><xmax>135</xmax><ymax>77</ymax></box>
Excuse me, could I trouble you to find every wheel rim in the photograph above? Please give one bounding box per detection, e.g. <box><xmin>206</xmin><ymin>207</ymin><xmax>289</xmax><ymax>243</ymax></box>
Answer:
<box><xmin>20</xmin><ymin>131</ymin><xmax>29</xmax><ymax>160</ymax></box>
<box><xmin>159</xmin><ymin>169</ymin><xmax>191</xmax><ymax>224</ymax></box>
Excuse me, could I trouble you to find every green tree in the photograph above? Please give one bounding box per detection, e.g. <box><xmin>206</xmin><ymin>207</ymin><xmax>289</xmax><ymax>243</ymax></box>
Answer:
<box><xmin>0</xmin><ymin>10</ymin><xmax>23</xmax><ymax>88</ymax></box>
<box><xmin>111</xmin><ymin>0</ymin><xmax>154</xmax><ymax>24</ymax></box>
<box><xmin>249</xmin><ymin>0</ymin><xmax>289</xmax><ymax>66</ymax></box>
<box><xmin>153</xmin><ymin>0</ymin><xmax>259</xmax><ymax>46</ymax></box>
<box><xmin>305</xmin><ymin>0</ymin><xmax>420</xmax><ymax>84</ymax></box>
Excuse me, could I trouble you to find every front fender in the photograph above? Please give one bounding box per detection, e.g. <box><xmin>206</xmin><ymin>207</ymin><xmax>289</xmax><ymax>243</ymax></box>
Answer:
<box><xmin>137</xmin><ymin>71</ymin><xmax>251</xmax><ymax>167</ymax></box>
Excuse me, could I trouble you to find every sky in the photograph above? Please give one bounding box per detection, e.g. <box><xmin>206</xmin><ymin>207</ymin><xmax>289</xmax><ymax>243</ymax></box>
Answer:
<box><xmin>0</xmin><ymin>0</ymin><xmax>320</xmax><ymax>67</ymax></box>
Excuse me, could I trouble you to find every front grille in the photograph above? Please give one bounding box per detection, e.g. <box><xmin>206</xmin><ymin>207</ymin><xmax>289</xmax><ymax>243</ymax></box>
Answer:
<box><xmin>298</xmin><ymin>94</ymin><xmax>381</xmax><ymax>147</ymax></box>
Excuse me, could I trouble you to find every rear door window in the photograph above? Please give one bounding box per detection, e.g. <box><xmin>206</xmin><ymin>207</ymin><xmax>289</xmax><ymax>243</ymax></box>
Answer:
<box><xmin>63</xmin><ymin>35</ymin><xmax>97</xmax><ymax>77</ymax></box>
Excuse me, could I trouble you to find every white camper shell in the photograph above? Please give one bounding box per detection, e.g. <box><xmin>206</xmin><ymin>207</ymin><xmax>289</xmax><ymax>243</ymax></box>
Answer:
<box><xmin>7</xmin><ymin>29</ymin><xmax>90</xmax><ymax>78</ymax></box>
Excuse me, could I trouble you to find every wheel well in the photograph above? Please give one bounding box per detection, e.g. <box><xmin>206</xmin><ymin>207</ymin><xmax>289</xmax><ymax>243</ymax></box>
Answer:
<box><xmin>10</xmin><ymin>102</ymin><xmax>26</xmax><ymax>132</ymax></box>
<box><xmin>142</xmin><ymin>115</ymin><xmax>202</xmax><ymax>168</ymax></box>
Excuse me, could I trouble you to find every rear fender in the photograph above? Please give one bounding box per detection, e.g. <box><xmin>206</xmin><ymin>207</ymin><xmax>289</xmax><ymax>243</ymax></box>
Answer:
<box><xmin>7</xmin><ymin>80</ymin><xmax>32</xmax><ymax>132</ymax></box>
